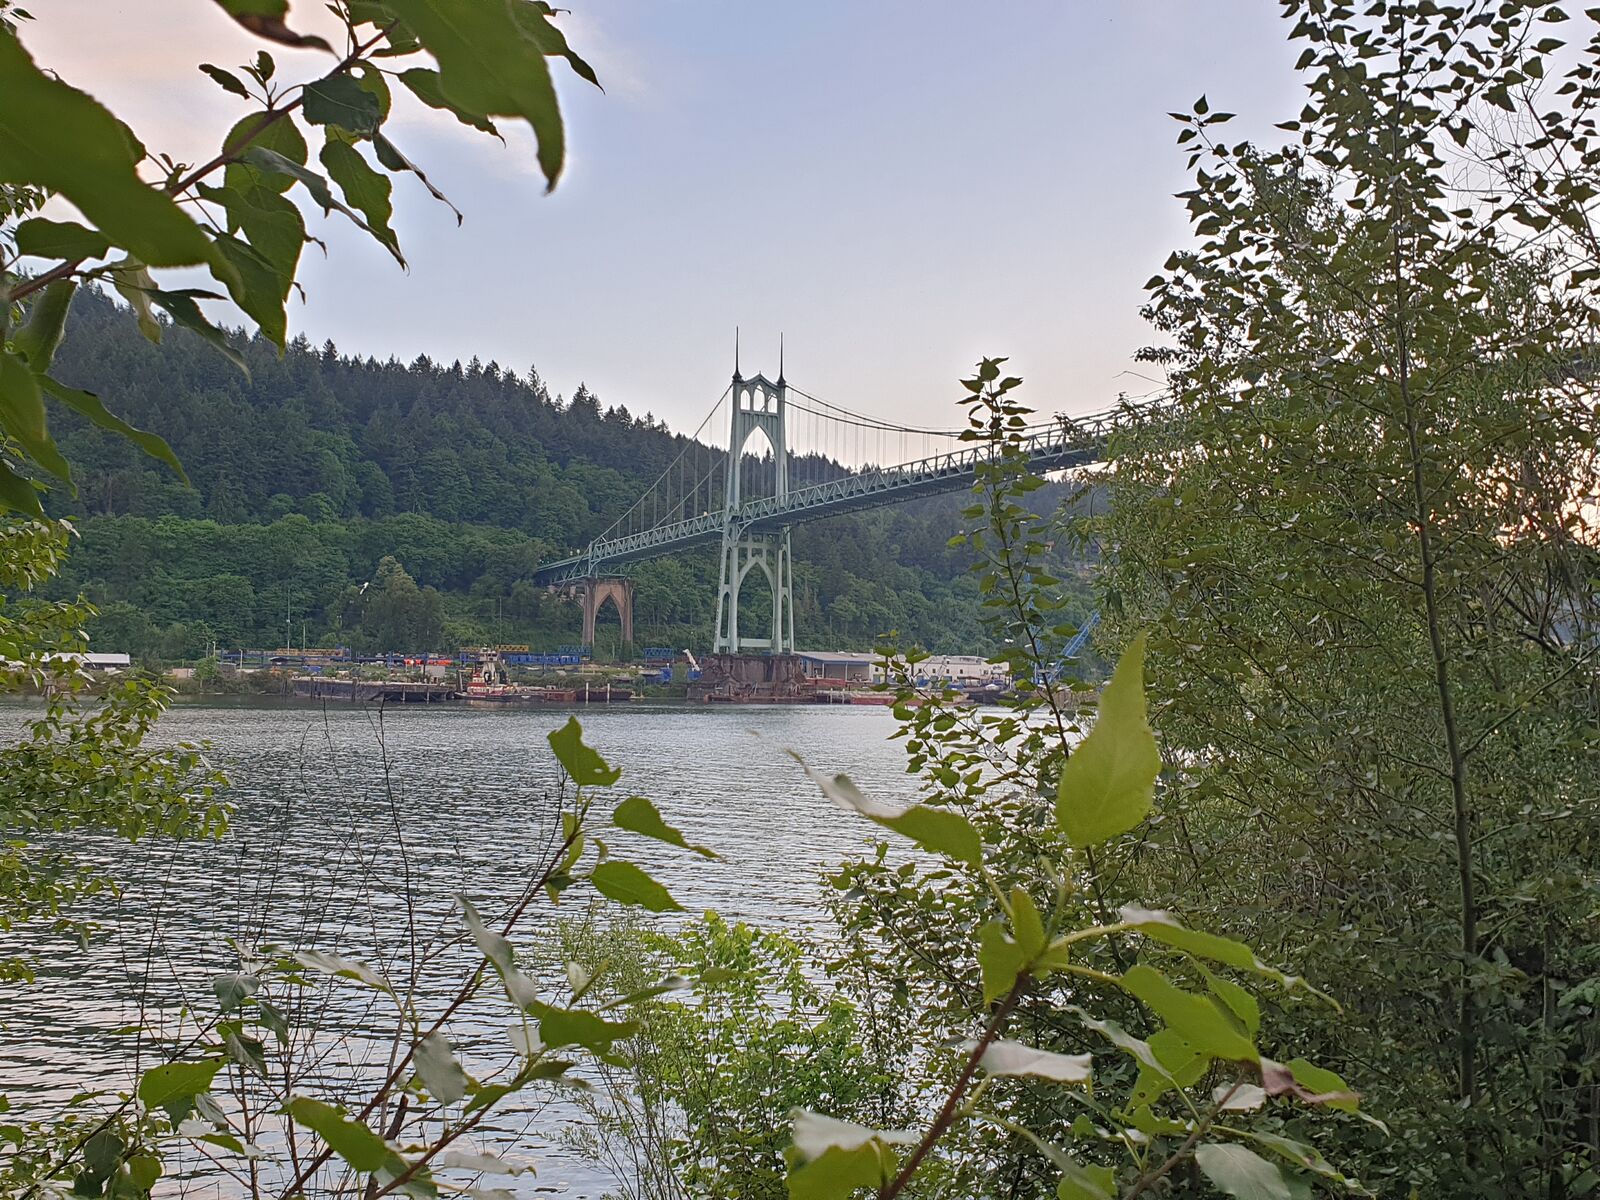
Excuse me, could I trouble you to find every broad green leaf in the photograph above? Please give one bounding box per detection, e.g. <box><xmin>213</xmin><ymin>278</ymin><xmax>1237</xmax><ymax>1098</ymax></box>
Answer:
<box><xmin>286</xmin><ymin>1097</ymin><xmax>389</xmax><ymax>1172</ymax></box>
<box><xmin>147</xmin><ymin>289</ymin><xmax>250</xmax><ymax>375</ymax></box>
<box><xmin>786</xmin><ymin>1144</ymin><xmax>889</xmax><ymax>1200</ymax></box>
<box><xmin>11</xmin><ymin>279</ymin><xmax>76</xmax><ymax>371</ymax></box>
<box><xmin>127</xmin><ymin>1154</ymin><xmax>161</xmax><ymax>1191</ymax></box>
<box><xmin>1193</xmin><ymin>1143</ymin><xmax>1303</xmax><ymax>1200</ymax></box>
<box><xmin>414</xmin><ymin>1032</ymin><xmax>469</xmax><ymax>1104</ymax></box>
<box><xmin>213</xmin><ymin>0</ymin><xmax>334</xmax><ymax>51</ymax></box>
<box><xmin>14</xmin><ymin>218</ymin><xmax>109</xmax><ymax>262</ymax></box>
<box><xmin>1118</xmin><ymin>964</ymin><xmax>1258</xmax><ymax>1063</ymax></box>
<box><xmin>1071</xmin><ymin>1007</ymin><xmax>1173</xmax><ymax>1080</ymax></box>
<box><xmin>590</xmin><ymin>860</ymin><xmax>683</xmax><ymax>912</ymax></box>
<box><xmin>224</xmin><ymin>1028</ymin><xmax>268</xmax><ymax>1077</ymax></box>
<box><xmin>293</xmin><ymin>949</ymin><xmax>393</xmax><ymax>993</ymax></box>
<box><xmin>1232</xmin><ymin>1131</ymin><xmax>1352</xmax><ymax>1186</ymax></box>
<box><xmin>1010</xmin><ymin>886</ymin><xmax>1046</xmax><ymax>957</ymax></box>
<box><xmin>199</xmin><ymin>63</ymin><xmax>251</xmax><ymax>99</ymax></box>
<box><xmin>138</xmin><ymin>1060</ymin><xmax>223</xmax><ymax>1116</ymax></box>
<box><xmin>381</xmin><ymin>0</ymin><xmax>567</xmax><ymax>188</ymax></box>
<box><xmin>978</xmin><ymin>1038</ymin><xmax>1093</xmax><ymax>1084</ymax></box>
<box><xmin>110</xmin><ymin>259</ymin><xmax>162</xmax><ymax>342</ymax></box>
<box><xmin>978</xmin><ymin>920</ymin><xmax>1028</xmax><ymax>1005</ymax></box>
<box><xmin>0</xmin><ymin>31</ymin><xmax>213</xmax><ymax>268</ymax></box>
<box><xmin>212</xmin><ymin>972</ymin><xmax>259</xmax><ymax>1013</ymax></box>
<box><xmin>1117</xmin><ymin>906</ymin><xmax>1314</xmax><ymax>994</ymax></box>
<box><xmin>511</xmin><ymin>3</ymin><xmax>601</xmax><ymax>90</ymax></box>
<box><xmin>548</xmin><ymin>717</ymin><xmax>621</xmax><ymax>787</ymax></box>
<box><xmin>303</xmin><ymin>71</ymin><xmax>381</xmax><ymax>135</ymax></box>
<box><xmin>460</xmin><ymin>897</ymin><xmax>514</xmax><ymax>972</ymax></box>
<box><xmin>398</xmin><ymin>68</ymin><xmax>501</xmax><ymax>138</ymax></box>
<box><xmin>790</xmin><ymin>1109</ymin><xmax>918</xmax><ymax>1159</ymax></box>
<box><xmin>800</xmin><ymin>763</ymin><xmax>983</xmax><ymax>867</ymax></box>
<box><xmin>0</xmin><ymin>460</ymin><xmax>43</xmax><ymax>515</ymax></box>
<box><xmin>1056</xmin><ymin>633</ymin><xmax>1160</xmax><ymax>847</ymax></box>
<box><xmin>1268</xmin><ymin>1058</ymin><xmax>1360</xmax><ymax>1112</ymax></box>
<box><xmin>210</xmin><ymin>231</ymin><xmax>293</xmax><ymax>350</ymax></box>
<box><xmin>612</xmin><ymin>795</ymin><xmax>716</xmax><ymax>858</ymax></box>
<box><xmin>222</xmin><ymin>111</ymin><xmax>308</xmax><ymax>197</ymax></box>
<box><xmin>1058</xmin><ymin>1161</ymin><xmax>1116</xmax><ymax>1200</ymax></box>
<box><xmin>40</xmin><ymin>376</ymin><xmax>186</xmax><ymax>480</ymax></box>
<box><xmin>320</xmin><ymin>135</ymin><xmax>401</xmax><ymax>263</ymax></box>
<box><xmin>371</xmin><ymin>132</ymin><xmax>463</xmax><ymax>223</ymax></box>
<box><xmin>1201</xmin><ymin>964</ymin><xmax>1261</xmax><ymax>1036</ymax></box>
<box><xmin>526</xmin><ymin>1000</ymin><xmax>637</xmax><ymax>1054</ymax></box>
<box><xmin>239</xmin><ymin>147</ymin><xmax>399</xmax><ymax>265</ymax></box>
<box><xmin>0</xmin><ymin>351</ymin><xmax>71</xmax><ymax>484</ymax></box>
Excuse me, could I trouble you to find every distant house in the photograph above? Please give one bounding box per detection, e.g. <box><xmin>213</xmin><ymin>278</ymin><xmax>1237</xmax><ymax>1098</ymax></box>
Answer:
<box><xmin>84</xmin><ymin>653</ymin><xmax>131</xmax><ymax>671</ymax></box>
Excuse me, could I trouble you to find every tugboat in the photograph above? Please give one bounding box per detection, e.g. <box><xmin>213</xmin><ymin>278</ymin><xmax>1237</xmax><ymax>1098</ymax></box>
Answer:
<box><xmin>457</xmin><ymin>648</ymin><xmax>529</xmax><ymax>704</ymax></box>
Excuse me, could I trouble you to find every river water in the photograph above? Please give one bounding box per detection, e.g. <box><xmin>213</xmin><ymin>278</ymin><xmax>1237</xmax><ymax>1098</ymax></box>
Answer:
<box><xmin>0</xmin><ymin>699</ymin><xmax>918</xmax><ymax>1197</ymax></box>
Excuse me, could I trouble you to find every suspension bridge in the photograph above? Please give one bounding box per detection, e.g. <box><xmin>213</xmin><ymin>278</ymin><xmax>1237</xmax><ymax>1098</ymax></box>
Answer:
<box><xmin>532</xmin><ymin>356</ymin><xmax>1121</xmax><ymax>655</ymax></box>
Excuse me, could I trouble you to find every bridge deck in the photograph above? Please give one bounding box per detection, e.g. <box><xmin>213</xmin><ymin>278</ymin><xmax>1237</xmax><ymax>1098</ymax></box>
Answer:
<box><xmin>532</xmin><ymin>424</ymin><xmax>1108</xmax><ymax>586</ymax></box>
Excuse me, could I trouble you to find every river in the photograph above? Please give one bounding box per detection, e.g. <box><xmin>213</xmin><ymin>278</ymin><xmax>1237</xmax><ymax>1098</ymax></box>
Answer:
<box><xmin>0</xmin><ymin>698</ymin><xmax>920</xmax><ymax>1196</ymax></box>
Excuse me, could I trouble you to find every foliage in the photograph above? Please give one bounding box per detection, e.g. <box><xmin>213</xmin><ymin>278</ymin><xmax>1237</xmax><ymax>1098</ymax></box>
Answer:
<box><xmin>0</xmin><ymin>517</ymin><xmax>227</xmax><ymax>982</ymax></box>
<box><xmin>0</xmin><ymin>0</ymin><xmax>599</xmax><ymax>519</ymax></box>
<box><xmin>560</xmin><ymin>910</ymin><xmax>910</xmax><ymax>1200</ymax></box>
<box><xmin>0</xmin><ymin>717</ymin><xmax>707</xmax><ymax>1199</ymax></box>
<box><xmin>1097</xmin><ymin>2</ymin><xmax>1600</xmax><ymax>1194</ymax></box>
<box><xmin>773</xmin><ymin>365</ymin><xmax>1369</xmax><ymax>1199</ymax></box>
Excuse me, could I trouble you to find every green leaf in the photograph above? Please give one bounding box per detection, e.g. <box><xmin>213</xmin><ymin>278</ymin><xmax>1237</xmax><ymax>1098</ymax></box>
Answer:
<box><xmin>222</xmin><ymin>111</ymin><xmax>308</xmax><ymax>196</ymax></box>
<box><xmin>526</xmin><ymin>1000</ymin><xmax>637</xmax><ymax>1054</ymax></box>
<box><xmin>11</xmin><ymin>279</ymin><xmax>76</xmax><ymax>371</ymax></box>
<box><xmin>0</xmin><ymin>30</ymin><xmax>213</xmax><ymax>267</ymax></box>
<box><xmin>381</xmin><ymin>0</ymin><xmax>567</xmax><ymax>188</ymax></box>
<box><xmin>414</xmin><ymin>1032</ymin><xmax>469</xmax><ymax>1104</ymax></box>
<box><xmin>286</xmin><ymin>1097</ymin><xmax>389</xmax><ymax>1173</ymax></box>
<box><xmin>199</xmin><ymin>63</ymin><xmax>251</xmax><ymax>99</ymax></box>
<box><xmin>212</xmin><ymin>972</ymin><xmax>259</xmax><ymax>1013</ymax></box>
<box><xmin>320</xmin><ymin>134</ymin><xmax>402</xmax><ymax>263</ymax></box>
<box><xmin>1118</xmin><ymin>964</ymin><xmax>1258</xmax><ymax>1063</ymax></box>
<box><xmin>110</xmin><ymin>259</ymin><xmax>162</xmax><ymax>342</ymax></box>
<box><xmin>1057</xmin><ymin>1161</ymin><xmax>1116</xmax><ymax>1200</ymax></box>
<box><xmin>0</xmin><ymin>350</ymin><xmax>71</xmax><ymax>484</ymax></box>
<box><xmin>293</xmin><ymin>948</ymin><xmax>393</xmax><ymax>993</ymax></box>
<box><xmin>371</xmin><ymin>132</ymin><xmax>463</xmax><ymax>224</ymax></box>
<box><xmin>303</xmin><ymin>71</ymin><xmax>381</xmax><ymax>135</ymax></box>
<box><xmin>978</xmin><ymin>1038</ymin><xmax>1093</xmax><ymax>1084</ymax></box>
<box><xmin>1071</xmin><ymin>1007</ymin><xmax>1174</xmax><ymax>1081</ymax></box>
<box><xmin>137</xmin><ymin>1059</ymin><xmax>223</xmax><ymax>1117</ymax></box>
<box><xmin>0</xmin><ymin>460</ymin><xmax>43</xmax><ymax>516</ymax></box>
<box><xmin>213</xmin><ymin>0</ymin><xmax>334</xmax><ymax>51</ymax></box>
<box><xmin>397</xmin><ymin>68</ymin><xmax>501</xmax><ymax>138</ymax></box>
<box><xmin>14</xmin><ymin>218</ymin><xmax>109</xmax><ymax>262</ymax></box>
<box><xmin>40</xmin><ymin>375</ymin><xmax>186</xmax><ymax>481</ymax></box>
<box><xmin>1117</xmin><ymin>906</ymin><xmax>1314</xmax><ymax>993</ymax></box>
<box><xmin>1056</xmin><ymin>633</ymin><xmax>1160</xmax><ymax>847</ymax></box>
<box><xmin>146</xmin><ymin>289</ymin><xmax>249</xmax><ymax>376</ymax></box>
<box><xmin>460</xmin><ymin>896</ymin><xmax>514</xmax><ymax>972</ymax></box>
<box><xmin>1193</xmin><ymin>1143</ymin><xmax>1302</xmax><ymax>1200</ymax></box>
<box><xmin>612</xmin><ymin>795</ymin><xmax>716</xmax><ymax>858</ymax></box>
<box><xmin>787</xmin><ymin>1144</ymin><xmax>889</xmax><ymax>1200</ymax></box>
<box><xmin>210</xmin><ymin>230</ymin><xmax>294</xmax><ymax>350</ymax></box>
<box><xmin>239</xmin><ymin>147</ymin><xmax>395</xmax><ymax>264</ymax></box>
<box><xmin>978</xmin><ymin>920</ymin><xmax>1028</xmax><ymax>1006</ymax></box>
<box><xmin>590</xmin><ymin>860</ymin><xmax>682</xmax><ymax>912</ymax></box>
<box><xmin>1010</xmin><ymin>886</ymin><xmax>1046</xmax><ymax>957</ymax></box>
<box><xmin>799</xmin><ymin>763</ymin><xmax>983</xmax><ymax>867</ymax></box>
<box><xmin>548</xmin><ymin>716</ymin><xmax>621</xmax><ymax>787</ymax></box>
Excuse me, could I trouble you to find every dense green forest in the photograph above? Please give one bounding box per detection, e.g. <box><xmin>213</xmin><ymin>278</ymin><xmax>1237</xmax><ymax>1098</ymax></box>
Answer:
<box><xmin>42</xmin><ymin>288</ymin><xmax>1085</xmax><ymax>660</ymax></box>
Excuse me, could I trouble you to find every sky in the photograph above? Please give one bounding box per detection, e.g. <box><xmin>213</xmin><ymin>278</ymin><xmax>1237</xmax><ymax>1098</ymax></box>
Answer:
<box><xmin>21</xmin><ymin>2</ymin><xmax>1306</xmax><ymax>435</ymax></box>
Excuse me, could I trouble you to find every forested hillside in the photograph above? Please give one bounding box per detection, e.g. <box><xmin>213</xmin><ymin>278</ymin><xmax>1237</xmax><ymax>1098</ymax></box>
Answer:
<box><xmin>42</xmin><ymin>288</ymin><xmax>1087</xmax><ymax>659</ymax></box>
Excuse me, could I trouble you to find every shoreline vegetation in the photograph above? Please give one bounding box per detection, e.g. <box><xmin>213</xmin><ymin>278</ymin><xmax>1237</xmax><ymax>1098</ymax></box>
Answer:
<box><xmin>2</xmin><ymin>2</ymin><xmax>1598</xmax><ymax>1198</ymax></box>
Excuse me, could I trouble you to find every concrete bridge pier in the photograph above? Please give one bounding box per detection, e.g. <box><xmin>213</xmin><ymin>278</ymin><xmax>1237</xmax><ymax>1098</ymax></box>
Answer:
<box><xmin>564</xmin><ymin>576</ymin><xmax>635</xmax><ymax>647</ymax></box>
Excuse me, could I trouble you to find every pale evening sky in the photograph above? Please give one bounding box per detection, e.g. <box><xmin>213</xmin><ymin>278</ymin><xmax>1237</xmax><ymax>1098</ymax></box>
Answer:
<box><xmin>22</xmin><ymin>2</ymin><xmax>1303</xmax><ymax>433</ymax></box>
